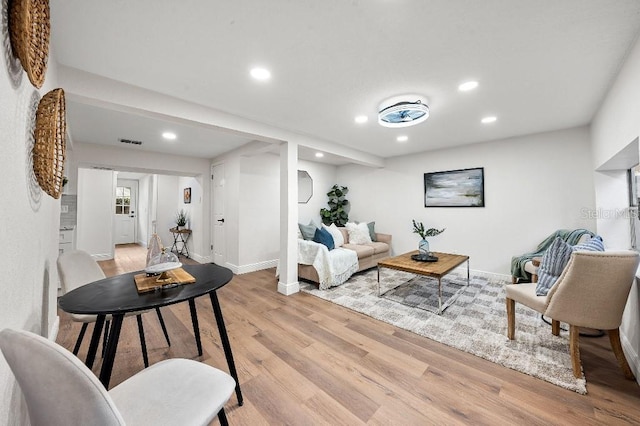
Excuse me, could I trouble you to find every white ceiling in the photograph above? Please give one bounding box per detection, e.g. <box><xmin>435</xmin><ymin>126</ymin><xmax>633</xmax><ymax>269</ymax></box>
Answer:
<box><xmin>50</xmin><ymin>1</ymin><xmax>640</xmax><ymax>164</ymax></box>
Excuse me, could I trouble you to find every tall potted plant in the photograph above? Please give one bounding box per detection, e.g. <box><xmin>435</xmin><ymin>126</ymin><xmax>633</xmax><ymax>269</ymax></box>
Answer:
<box><xmin>320</xmin><ymin>185</ymin><xmax>350</xmax><ymax>226</ymax></box>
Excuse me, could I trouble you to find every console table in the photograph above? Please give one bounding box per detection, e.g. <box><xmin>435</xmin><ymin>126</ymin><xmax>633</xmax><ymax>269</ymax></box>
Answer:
<box><xmin>170</xmin><ymin>227</ymin><xmax>191</xmax><ymax>258</ymax></box>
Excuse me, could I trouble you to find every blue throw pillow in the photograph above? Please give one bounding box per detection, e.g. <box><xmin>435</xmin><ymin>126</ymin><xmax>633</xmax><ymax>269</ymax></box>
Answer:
<box><xmin>298</xmin><ymin>221</ymin><xmax>317</xmax><ymax>240</ymax></box>
<box><xmin>535</xmin><ymin>237</ymin><xmax>573</xmax><ymax>296</ymax></box>
<box><xmin>573</xmin><ymin>235</ymin><xmax>604</xmax><ymax>252</ymax></box>
<box><xmin>313</xmin><ymin>227</ymin><xmax>335</xmax><ymax>250</ymax></box>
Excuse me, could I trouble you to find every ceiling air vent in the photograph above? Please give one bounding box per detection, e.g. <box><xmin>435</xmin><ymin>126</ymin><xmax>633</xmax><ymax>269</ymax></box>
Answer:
<box><xmin>91</xmin><ymin>166</ymin><xmax>114</xmax><ymax>170</ymax></box>
<box><xmin>118</xmin><ymin>138</ymin><xmax>143</xmax><ymax>145</ymax></box>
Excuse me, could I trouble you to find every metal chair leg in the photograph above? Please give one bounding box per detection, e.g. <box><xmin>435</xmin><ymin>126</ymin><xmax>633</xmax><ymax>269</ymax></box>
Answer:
<box><xmin>136</xmin><ymin>314</ymin><xmax>149</xmax><ymax>368</ymax></box>
<box><xmin>188</xmin><ymin>299</ymin><xmax>203</xmax><ymax>356</ymax></box>
<box><xmin>101</xmin><ymin>320</ymin><xmax>111</xmax><ymax>358</ymax></box>
<box><xmin>155</xmin><ymin>307</ymin><xmax>171</xmax><ymax>346</ymax></box>
<box><xmin>73</xmin><ymin>323</ymin><xmax>88</xmax><ymax>355</ymax></box>
<box><xmin>218</xmin><ymin>408</ymin><xmax>229</xmax><ymax>426</ymax></box>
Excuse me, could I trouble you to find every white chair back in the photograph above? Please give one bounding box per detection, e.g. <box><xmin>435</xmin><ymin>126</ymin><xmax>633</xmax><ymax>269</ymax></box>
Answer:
<box><xmin>57</xmin><ymin>250</ymin><xmax>106</xmax><ymax>294</ymax></box>
<box><xmin>0</xmin><ymin>329</ymin><xmax>125</xmax><ymax>425</ymax></box>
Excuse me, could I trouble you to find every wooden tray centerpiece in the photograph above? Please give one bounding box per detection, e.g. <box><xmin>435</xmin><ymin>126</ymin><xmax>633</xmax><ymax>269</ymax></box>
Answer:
<box><xmin>134</xmin><ymin>267</ymin><xmax>196</xmax><ymax>294</ymax></box>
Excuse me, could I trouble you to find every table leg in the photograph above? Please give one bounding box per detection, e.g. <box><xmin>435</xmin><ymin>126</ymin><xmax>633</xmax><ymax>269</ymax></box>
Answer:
<box><xmin>209</xmin><ymin>291</ymin><xmax>244</xmax><ymax>406</ymax></box>
<box><xmin>189</xmin><ymin>299</ymin><xmax>203</xmax><ymax>356</ymax></box>
<box><xmin>377</xmin><ymin>265</ymin><xmax>380</xmax><ymax>296</ymax></box>
<box><xmin>85</xmin><ymin>314</ymin><xmax>105</xmax><ymax>369</ymax></box>
<box><xmin>438</xmin><ymin>277</ymin><xmax>442</xmax><ymax>315</ymax></box>
<box><xmin>99</xmin><ymin>313</ymin><xmax>124</xmax><ymax>388</ymax></box>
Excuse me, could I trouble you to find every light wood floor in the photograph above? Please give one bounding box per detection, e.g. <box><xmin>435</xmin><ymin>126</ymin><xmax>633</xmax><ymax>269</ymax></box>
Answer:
<box><xmin>56</xmin><ymin>244</ymin><xmax>640</xmax><ymax>425</ymax></box>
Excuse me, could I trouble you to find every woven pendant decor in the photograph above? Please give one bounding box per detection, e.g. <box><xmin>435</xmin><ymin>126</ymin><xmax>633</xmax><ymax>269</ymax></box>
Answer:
<box><xmin>9</xmin><ymin>0</ymin><xmax>50</xmax><ymax>88</ymax></box>
<box><xmin>33</xmin><ymin>88</ymin><xmax>65</xmax><ymax>199</ymax></box>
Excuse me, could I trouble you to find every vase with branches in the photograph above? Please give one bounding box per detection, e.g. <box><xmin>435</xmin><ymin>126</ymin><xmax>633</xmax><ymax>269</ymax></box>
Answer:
<box><xmin>412</xmin><ymin>219</ymin><xmax>445</xmax><ymax>257</ymax></box>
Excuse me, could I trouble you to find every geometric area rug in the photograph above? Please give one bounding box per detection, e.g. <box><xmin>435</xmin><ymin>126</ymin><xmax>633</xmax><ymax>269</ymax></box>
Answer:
<box><xmin>300</xmin><ymin>267</ymin><xmax>587</xmax><ymax>394</ymax></box>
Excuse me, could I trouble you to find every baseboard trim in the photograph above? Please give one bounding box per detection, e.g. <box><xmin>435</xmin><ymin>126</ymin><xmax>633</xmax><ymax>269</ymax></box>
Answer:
<box><xmin>189</xmin><ymin>253</ymin><xmax>210</xmax><ymax>264</ymax></box>
<box><xmin>234</xmin><ymin>259</ymin><xmax>278</xmax><ymax>274</ymax></box>
<box><xmin>620</xmin><ymin>330</ymin><xmax>640</xmax><ymax>386</ymax></box>
<box><xmin>278</xmin><ymin>280</ymin><xmax>300</xmax><ymax>295</ymax></box>
<box><xmin>92</xmin><ymin>253</ymin><xmax>113</xmax><ymax>261</ymax></box>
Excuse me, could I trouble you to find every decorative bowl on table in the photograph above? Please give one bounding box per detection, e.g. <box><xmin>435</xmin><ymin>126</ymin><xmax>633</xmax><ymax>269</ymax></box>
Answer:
<box><xmin>411</xmin><ymin>253</ymin><xmax>438</xmax><ymax>262</ymax></box>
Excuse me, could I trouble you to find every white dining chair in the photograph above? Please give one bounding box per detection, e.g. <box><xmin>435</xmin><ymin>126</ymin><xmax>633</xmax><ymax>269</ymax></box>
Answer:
<box><xmin>0</xmin><ymin>328</ymin><xmax>235</xmax><ymax>425</ymax></box>
<box><xmin>57</xmin><ymin>250</ymin><xmax>171</xmax><ymax>367</ymax></box>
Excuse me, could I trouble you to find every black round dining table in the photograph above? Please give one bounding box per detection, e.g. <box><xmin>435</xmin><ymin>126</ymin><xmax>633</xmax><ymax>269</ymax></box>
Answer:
<box><xmin>58</xmin><ymin>263</ymin><xmax>243</xmax><ymax>405</ymax></box>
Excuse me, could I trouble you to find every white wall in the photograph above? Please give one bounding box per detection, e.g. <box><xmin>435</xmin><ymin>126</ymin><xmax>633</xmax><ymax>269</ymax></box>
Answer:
<box><xmin>591</xmin><ymin>34</ymin><xmax>640</xmax><ymax>380</ymax></box>
<box><xmin>298</xmin><ymin>160</ymin><xmax>338</xmax><ymax>226</ymax></box>
<box><xmin>156</xmin><ymin>175</ymin><xmax>180</xmax><ymax>250</ymax></box>
<box><xmin>0</xmin><ymin>48</ymin><xmax>62</xmax><ymax>423</ymax></box>
<box><xmin>76</xmin><ymin>168</ymin><xmax>116</xmax><ymax>259</ymax></box>
<box><xmin>137</xmin><ymin>174</ymin><xmax>152</xmax><ymax>246</ymax></box>
<box><xmin>338</xmin><ymin>126</ymin><xmax>596</xmax><ymax>274</ymax></box>
<box><xmin>237</xmin><ymin>154</ymin><xmax>281</xmax><ymax>270</ymax></box>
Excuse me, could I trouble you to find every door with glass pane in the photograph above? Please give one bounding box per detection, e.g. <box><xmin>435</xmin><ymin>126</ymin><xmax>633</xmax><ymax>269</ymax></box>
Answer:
<box><xmin>114</xmin><ymin>179</ymin><xmax>138</xmax><ymax>244</ymax></box>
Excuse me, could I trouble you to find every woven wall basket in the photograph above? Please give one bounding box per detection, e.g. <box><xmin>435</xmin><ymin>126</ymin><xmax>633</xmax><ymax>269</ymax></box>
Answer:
<box><xmin>33</xmin><ymin>88</ymin><xmax>66</xmax><ymax>199</ymax></box>
<box><xmin>9</xmin><ymin>0</ymin><xmax>50</xmax><ymax>88</ymax></box>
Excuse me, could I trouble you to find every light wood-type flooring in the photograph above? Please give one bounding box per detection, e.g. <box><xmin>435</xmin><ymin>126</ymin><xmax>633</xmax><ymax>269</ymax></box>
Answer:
<box><xmin>56</xmin><ymin>244</ymin><xmax>640</xmax><ymax>425</ymax></box>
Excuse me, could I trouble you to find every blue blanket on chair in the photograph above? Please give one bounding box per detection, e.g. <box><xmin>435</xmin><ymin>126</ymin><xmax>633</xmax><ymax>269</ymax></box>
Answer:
<box><xmin>510</xmin><ymin>229</ymin><xmax>595</xmax><ymax>282</ymax></box>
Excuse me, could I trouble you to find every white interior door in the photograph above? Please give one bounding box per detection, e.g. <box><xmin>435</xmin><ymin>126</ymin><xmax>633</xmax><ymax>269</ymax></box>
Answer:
<box><xmin>211</xmin><ymin>164</ymin><xmax>226</xmax><ymax>265</ymax></box>
<box><xmin>114</xmin><ymin>179</ymin><xmax>138</xmax><ymax>244</ymax></box>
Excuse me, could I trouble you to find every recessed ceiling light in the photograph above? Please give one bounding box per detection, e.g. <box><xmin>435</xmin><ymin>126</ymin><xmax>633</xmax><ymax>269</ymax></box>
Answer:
<box><xmin>458</xmin><ymin>81</ymin><xmax>479</xmax><ymax>91</ymax></box>
<box><xmin>315</xmin><ymin>152</ymin><xmax>324</xmax><ymax>158</ymax></box>
<box><xmin>396</xmin><ymin>135</ymin><xmax>408</xmax><ymax>142</ymax></box>
<box><xmin>354</xmin><ymin>115</ymin><xmax>368</xmax><ymax>124</ymax></box>
<box><xmin>162</xmin><ymin>132</ymin><xmax>177</xmax><ymax>140</ymax></box>
<box><xmin>250</xmin><ymin>67</ymin><xmax>271</xmax><ymax>81</ymax></box>
<box><xmin>481</xmin><ymin>116</ymin><xmax>497</xmax><ymax>124</ymax></box>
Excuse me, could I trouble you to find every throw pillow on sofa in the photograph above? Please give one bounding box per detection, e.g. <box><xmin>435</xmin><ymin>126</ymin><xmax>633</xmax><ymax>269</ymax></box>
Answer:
<box><xmin>357</xmin><ymin>221</ymin><xmax>377</xmax><ymax>242</ymax></box>
<box><xmin>322</xmin><ymin>223</ymin><xmax>344</xmax><ymax>247</ymax></box>
<box><xmin>313</xmin><ymin>226</ymin><xmax>335</xmax><ymax>250</ymax></box>
<box><xmin>299</xmin><ymin>221</ymin><xmax>318</xmax><ymax>240</ymax></box>
<box><xmin>346</xmin><ymin>222</ymin><xmax>372</xmax><ymax>245</ymax></box>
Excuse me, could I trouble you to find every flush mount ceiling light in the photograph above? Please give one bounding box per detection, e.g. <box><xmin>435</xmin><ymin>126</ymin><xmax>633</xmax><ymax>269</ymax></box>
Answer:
<box><xmin>481</xmin><ymin>116</ymin><xmax>497</xmax><ymax>124</ymax></box>
<box><xmin>378</xmin><ymin>95</ymin><xmax>429</xmax><ymax>128</ymax></box>
<box><xmin>162</xmin><ymin>132</ymin><xmax>177</xmax><ymax>140</ymax></box>
<box><xmin>250</xmin><ymin>67</ymin><xmax>271</xmax><ymax>81</ymax></box>
<box><xmin>354</xmin><ymin>115</ymin><xmax>368</xmax><ymax>124</ymax></box>
<box><xmin>458</xmin><ymin>81</ymin><xmax>479</xmax><ymax>91</ymax></box>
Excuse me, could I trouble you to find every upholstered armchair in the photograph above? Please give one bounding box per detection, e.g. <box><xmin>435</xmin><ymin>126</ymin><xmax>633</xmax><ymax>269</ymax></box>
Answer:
<box><xmin>505</xmin><ymin>250</ymin><xmax>640</xmax><ymax>379</ymax></box>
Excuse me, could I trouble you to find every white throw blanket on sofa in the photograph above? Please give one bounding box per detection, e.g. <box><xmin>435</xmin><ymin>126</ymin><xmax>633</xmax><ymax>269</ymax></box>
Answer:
<box><xmin>298</xmin><ymin>239</ymin><xmax>358</xmax><ymax>290</ymax></box>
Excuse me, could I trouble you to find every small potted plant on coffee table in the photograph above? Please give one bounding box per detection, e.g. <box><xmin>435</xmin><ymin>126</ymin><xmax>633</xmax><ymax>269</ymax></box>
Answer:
<box><xmin>412</xmin><ymin>219</ymin><xmax>445</xmax><ymax>259</ymax></box>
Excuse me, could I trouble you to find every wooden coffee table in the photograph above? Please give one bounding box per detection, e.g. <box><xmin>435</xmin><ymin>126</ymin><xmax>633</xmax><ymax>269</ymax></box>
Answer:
<box><xmin>377</xmin><ymin>251</ymin><xmax>470</xmax><ymax>314</ymax></box>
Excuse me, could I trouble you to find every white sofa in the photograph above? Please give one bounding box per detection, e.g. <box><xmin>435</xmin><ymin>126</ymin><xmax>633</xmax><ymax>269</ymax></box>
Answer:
<box><xmin>298</xmin><ymin>227</ymin><xmax>392</xmax><ymax>288</ymax></box>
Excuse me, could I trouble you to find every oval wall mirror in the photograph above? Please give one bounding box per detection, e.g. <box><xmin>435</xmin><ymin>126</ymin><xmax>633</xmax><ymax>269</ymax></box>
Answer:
<box><xmin>298</xmin><ymin>170</ymin><xmax>313</xmax><ymax>203</ymax></box>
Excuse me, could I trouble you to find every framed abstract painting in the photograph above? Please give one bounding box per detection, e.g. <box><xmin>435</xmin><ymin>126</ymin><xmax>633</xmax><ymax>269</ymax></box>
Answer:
<box><xmin>424</xmin><ymin>167</ymin><xmax>485</xmax><ymax>207</ymax></box>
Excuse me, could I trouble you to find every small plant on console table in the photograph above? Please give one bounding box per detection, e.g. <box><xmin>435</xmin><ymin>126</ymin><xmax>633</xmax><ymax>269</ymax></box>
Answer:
<box><xmin>412</xmin><ymin>219</ymin><xmax>445</xmax><ymax>257</ymax></box>
<box><xmin>175</xmin><ymin>209</ymin><xmax>188</xmax><ymax>229</ymax></box>
<box><xmin>320</xmin><ymin>184</ymin><xmax>350</xmax><ymax>226</ymax></box>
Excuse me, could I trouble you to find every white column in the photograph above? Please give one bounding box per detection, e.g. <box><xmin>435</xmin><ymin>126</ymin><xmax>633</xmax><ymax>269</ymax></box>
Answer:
<box><xmin>278</xmin><ymin>141</ymin><xmax>300</xmax><ymax>295</ymax></box>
